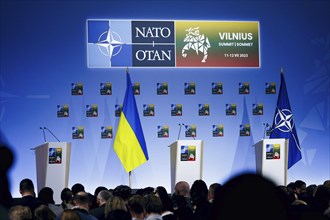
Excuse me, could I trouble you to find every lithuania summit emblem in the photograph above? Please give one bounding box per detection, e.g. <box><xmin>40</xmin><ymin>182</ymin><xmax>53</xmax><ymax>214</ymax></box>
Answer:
<box><xmin>181</xmin><ymin>27</ymin><xmax>211</xmax><ymax>62</ymax></box>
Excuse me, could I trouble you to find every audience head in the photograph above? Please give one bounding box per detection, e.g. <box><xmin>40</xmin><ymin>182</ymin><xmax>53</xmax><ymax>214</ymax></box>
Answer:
<box><xmin>142</xmin><ymin>187</ymin><xmax>155</xmax><ymax>197</ymax></box>
<box><xmin>144</xmin><ymin>195</ymin><xmax>163</xmax><ymax>216</ymax></box>
<box><xmin>190</xmin><ymin>179</ymin><xmax>209</xmax><ymax>206</ymax></box>
<box><xmin>97</xmin><ymin>189</ymin><xmax>112</xmax><ymax>206</ymax></box>
<box><xmin>127</xmin><ymin>194</ymin><xmax>145</xmax><ymax>218</ymax></box>
<box><xmin>105</xmin><ymin>209</ymin><xmax>131</xmax><ymax>220</ymax></box>
<box><xmin>294</xmin><ymin>180</ymin><xmax>307</xmax><ymax>194</ymax></box>
<box><xmin>94</xmin><ymin>186</ymin><xmax>108</xmax><ymax>197</ymax></box>
<box><xmin>34</xmin><ymin>204</ymin><xmax>56</xmax><ymax>220</ymax></box>
<box><xmin>71</xmin><ymin>183</ymin><xmax>85</xmax><ymax>196</ymax></box>
<box><xmin>210</xmin><ymin>173</ymin><xmax>288</xmax><ymax>219</ymax></box>
<box><xmin>174</xmin><ymin>181</ymin><xmax>190</xmax><ymax>197</ymax></box>
<box><xmin>0</xmin><ymin>143</ymin><xmax>14</xmax><ymax>173</ymax></box>
<box><xmin>61</xmin><ymin>188</ymin><xmax>73</xmax><ymax>204</ymax></box>
<box><xmin>0</xmin><ymin>143</ymin><xmax>14</xmax><ymax>208</ymax></box>
<box><xmin>38</xmin><ymin>187</ymin><xmax>55</xmax><ymax>204</ymax></box>
<box><xmin>312</xmin><ymin>184</ymin><xmax>330</xmax><ymax>213</ymax></box>
<box><xmin>8</xmin><ymin>205</ymin><xmax>32</xmax><ymax>220</ymax></box>
<box><xmin>154</xmin><ymin>186</ymin><xmax>173</xmax><ymax>212</ymax></box>
<box><xmin>59</xmin><ymin>209</ymin><xmax>81</xmax><ymax>220</ymax></box>
<box><xmin>323</xmin><ymin>180</ymin><xmax>330</xmax><ymax>189</ymax></box>
<box><xmin>73</xmin><ymin>191</ymin><xmax>90</xmax><ymax>210</ymax></box>
<box><xmin>113</xmin><ymin>185</ymin><xmax>132</xmax><ymax>202</ymax></box>
<box><xmin>104</xmin><ymin>196</ymin><xmax>128</xmax><ymax>218</ymax></box>
<box><xmin>208</xmin><ymin>183</ymin><xmax>222</xmax><ymax>203</ymax></box>
<box><xmin>19</xmin><ymin>178</ymin><xmax>35</xmax><ymax>196</ymax></box>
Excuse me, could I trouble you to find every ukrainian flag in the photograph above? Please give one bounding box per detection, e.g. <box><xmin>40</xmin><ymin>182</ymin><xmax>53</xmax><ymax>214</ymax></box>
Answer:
<box><xmin>114</xmin><ymin>72</ymin><xmax>149</xmax><ymax>172</ymax></box>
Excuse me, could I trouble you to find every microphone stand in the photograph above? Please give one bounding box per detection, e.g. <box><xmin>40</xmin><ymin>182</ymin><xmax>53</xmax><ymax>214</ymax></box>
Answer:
<box><xmin>44</xmin><ymin>127</ymin><xmax>61</xmax><ymax>142</ymax></box>
<box><xmin>40</xmin><ymin>127</ymin><xmax>46</xmax><ymax>142</ymax></box>
<box><xmin>177</xmin><ymin>124</ymin><xmax>182</xmax><ymax>140</ymax></box>
<box><xmin>263</xmin><ymin>123</ymin><xmax>273</xmax><ymax>139</ymax></box>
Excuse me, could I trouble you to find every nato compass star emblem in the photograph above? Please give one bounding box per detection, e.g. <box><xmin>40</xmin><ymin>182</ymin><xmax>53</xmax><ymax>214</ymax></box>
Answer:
<box><xmin>273</xmin><ymin>108</ymin><xmax>301</xmax><ymax>150</ymax></box>
<box><xmin>95</xmin><ymin>26</ymin><xmax>124</xmax><ymax>61</ymax></box>
<box><xmin>274</xmin><ymin>108</ymin><xmax>294</xmax><ymax>132</ymax></box>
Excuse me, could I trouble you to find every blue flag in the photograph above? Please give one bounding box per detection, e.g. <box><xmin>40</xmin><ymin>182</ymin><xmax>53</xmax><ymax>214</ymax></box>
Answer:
<box><xmin>269</xmin><ymin>70</ymin><xmax>302</xmax><ymax>169</ymax></box>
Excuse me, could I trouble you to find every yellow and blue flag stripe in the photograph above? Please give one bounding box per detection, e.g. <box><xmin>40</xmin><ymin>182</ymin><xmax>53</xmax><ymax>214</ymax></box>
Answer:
<box><xmin>114</xmin><ymin>72</ymin><xmax>149</xmax><ymax>172</ymax></box>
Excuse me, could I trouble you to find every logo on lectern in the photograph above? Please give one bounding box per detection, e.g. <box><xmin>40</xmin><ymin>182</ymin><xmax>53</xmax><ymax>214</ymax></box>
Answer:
<box><xmin>266</xmin><ymin>144</ymin><xmax>280</xmax><ymax>159</ymax></box>
<box><xmin>180</xmin><ymin>145</ymin><xmax>196</xmax><ymax>161</ymax></box>
<box><xmin>49</xmin><ymin>148</ymin><xmax>62</xmax><ymax>164</ymax></box>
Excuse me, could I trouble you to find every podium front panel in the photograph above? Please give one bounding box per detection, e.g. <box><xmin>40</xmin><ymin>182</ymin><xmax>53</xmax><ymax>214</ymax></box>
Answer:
<box><xmin>34</xmin><ymin>142</ymin><xmax>71</xmax><ymax>204</ymax></box>
<box><xmin>255</xmin><ymin>139</ymin><xmax>288</xmax><ymax>186</ymax></box>
<box><xmin>170</xmin><ymin>140</ymin><xmax>203</xmax><ymax>194</ymax></box>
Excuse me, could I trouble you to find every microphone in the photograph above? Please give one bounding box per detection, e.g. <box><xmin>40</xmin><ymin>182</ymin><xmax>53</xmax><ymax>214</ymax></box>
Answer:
<box><xmin>263</xmin><ymin>123</ymin><xmax>270</xmax><ymax>139</ymax></box>
<box><xmin>182</xmin><ymin>123</ymin><xmax>196</xmax><ymax>140</ymax></box>
<box><xmin>39</xmin><ymin>127</ymin><xmax>46</xmax><ymax>142</ymax></box>
<box><xmin>177</xmin><ymin>123</ymin><xmax>182</xmax><ymax>140</ymax></box>
<box><xmin>43</xmin><ymin>127</ymin><xmax>60</xmax><ymax>142</ymax></box>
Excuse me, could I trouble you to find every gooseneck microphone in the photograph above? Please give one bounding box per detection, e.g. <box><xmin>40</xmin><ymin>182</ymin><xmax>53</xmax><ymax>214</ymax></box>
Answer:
<box><xmin>43</xmin><ymin>127</ymin><xmax>60</xmax><ymax>142</ymax></box>
<box><xmin>177</xmin><ymin>123</ymin><xmax>182</xmax><ymax>140</ymax></box>
<box><xmin>182</xmin><ymin>123</ymin><xmax>196</xmax><ymax>140</ymax></box>
<box><xmin>39</xmin><ymin>127</ymin><xmax>46</xmax><ymax>142</ymax></box>
<box><xmin>263</xmin><ymin>123</ymin><xmax>269</xmax><ymax>139</ymax></box>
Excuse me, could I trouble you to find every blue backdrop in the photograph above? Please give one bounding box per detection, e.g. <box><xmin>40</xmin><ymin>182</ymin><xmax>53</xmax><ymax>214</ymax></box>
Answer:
<box><xmin>1</xmin><ymin>0</ymin><xmax>329</xmax><ymax>199</ymax></box>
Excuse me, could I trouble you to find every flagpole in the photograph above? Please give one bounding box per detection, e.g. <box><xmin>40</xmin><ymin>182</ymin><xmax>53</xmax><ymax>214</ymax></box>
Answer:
<box><xmin>127</xmin><ymin>66</ymin><xmax>131</xmax><ymax>188</ymax></box>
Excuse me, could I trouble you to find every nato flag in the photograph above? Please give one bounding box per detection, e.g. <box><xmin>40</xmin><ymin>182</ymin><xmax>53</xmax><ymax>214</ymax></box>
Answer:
<box><xmin>269</xmin><ymin>69</ymin><xmax>302</xmax><ymax>169</ymax></box>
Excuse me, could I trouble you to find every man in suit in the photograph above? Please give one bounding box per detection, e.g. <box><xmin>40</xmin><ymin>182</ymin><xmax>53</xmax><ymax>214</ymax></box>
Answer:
<box><xmin>90</xmin><ymin>190</ymin><xmax>112</xmax><ymax>220</ymax></box>
<box><xmin>11</xmin><ymin>178</ymin><xmax>43</xmax><ymax>216</ymax></box>
<box><xmin>72</xmin><ymin>191</ymin><xmax>97</xmax><ymax>220</ymax></box>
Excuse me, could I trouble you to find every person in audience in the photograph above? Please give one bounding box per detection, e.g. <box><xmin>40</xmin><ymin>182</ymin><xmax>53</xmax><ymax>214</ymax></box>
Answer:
<box><xmin>34</xmin><ymin>204</ymin><xmax>56</xmax><ymax>220</ymax></box>
<box><xmin>59</xmin><ymin>188</ymin><xmax>74</xmax><ymax>212</ymax></box>
<box><xmin>90</xmin><ymin>189</ymin><xmax>112</xmax><ymax>220</ymax></box>
<box><xmin>207</xmin><ymin>183</ymin><xmax>221</xmax><ymax>203</ymax></box>
<box><xmin>127</xmin><ymin>194</ymin><xmax>145</xmax><ymax>220</ymax></box>
<box><xmin>8</xmin><ymin>205</ymin><xmax>32</xmax><ymax>220</ymax></box>
<box><xmin>323</xmin><ymin>180</ymin><xmax>330</xmax><ymax>189</ymax></box>
<box><xmin>38</xmin><ymin>186</ymin><xmax>62</xmax><ymax>217</ymax></box>
<box><xmin>293</xmin><ymin>180</ymin><xmax>307</xmax><ymax>202</ymax></box>
<box><xmin>172</xmin><ymin>180</ymin><xmax>193</xmax><ymax>219</ymax></box>
<box><xmin>72</xmin><ymin>191</ymin><xmax>97</xmax><ymax>220</ymax></box>
<box><xmin>189</xmin><ymin>179</ymin><xmax>212</xmax><ymax>220</ymax></box>
<box><xmin>11</xmin><ymin>178</ymin><xmax>43</xmax><ymax>217</ymax></box>
<box><xmin>91</xmin><ymin>186</ymin><xmax>108</xmax><ymax>210</ymax></box>
<box><xmin>306</xmin><ymin>184</ymin><xmax>330</xmax><ymax>219</ymax></box>
<box><xmin>112</xmin><ymin>185</ymin><xmax>132</xmax><ymax>205</ymax></box>
<box><xmin>154</xmin><ymin>186</ymin><xmax>175</xmax><ymax>220</ymax></box>
<box><xmin>174</xmin><ymin>181</ymin><xmax>190</xmax><ymax>197</ymax></box>
<box><xmin>208</xmin><ymin>173</ymin><xmax>289</xmax><ymax>220</ymax></box>
<box><xmin>71</xmin><ymin>183</ymin><xmax>85</xmax><ymax>196</ymax></box>
<box><xmin>104</xmin><ymin>196</ymin><xmax>127</xmax><ymax>219</ymax></box>
<box><xmin>144</xmin><ymin>195</ymin><xmax>163</xmax><ymax>220</ymax></box>
<box><xmin>105</xmin><ymin>209</ymin><xmax>131</xmax><ymax>220</ymax></box>
<box><xmin>0</xmin><ymin>143</ymin><xmax>14</xmax><ymax>219</ymax></box>
<box><xmin>88</xmin><ymin>193</ymin><xmax>96</xmax><ymax>211</ymax></box>
<box><xmin>140</xmin><ymin>187</ymin><xmax>155</xmax><ymax>197</ymax></box>
<box><xmin>305</xmin><ymin>184</ymin><xmax>317</xmax><ymax>205</ymax></box>
<box><xmin>59</xmin><ymin>209</ymin><xmax>81</xmax><ymax>220</ymax></box>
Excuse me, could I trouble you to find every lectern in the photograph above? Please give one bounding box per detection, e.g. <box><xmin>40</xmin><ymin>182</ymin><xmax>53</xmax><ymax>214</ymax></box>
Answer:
<box><xmin>33</xmin><ymin>142</ymin><xmax>71</xmax><ymax>204</ymax></box>
<box><xmin>169</xmin><ymin>140</ymin><xmax>203</xmax><ymax>194</ymax></box>
<box><xmin>254</xmin><ymin>138</ymin><xmax>288</xmax><ymax>186</ymax></box>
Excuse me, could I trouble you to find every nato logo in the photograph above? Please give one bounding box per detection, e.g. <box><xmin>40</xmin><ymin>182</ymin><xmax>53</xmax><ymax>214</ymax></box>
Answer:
<box><xmin>87</xmin><ymin>19</ymin><xmax>175</xmax><ymax>68</ymax></box>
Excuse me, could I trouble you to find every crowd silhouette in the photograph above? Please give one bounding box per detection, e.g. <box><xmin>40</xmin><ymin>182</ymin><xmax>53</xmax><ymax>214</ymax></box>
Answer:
<box><xmin>1</xmin><ymin>143</ymin><xmax>329</xmax><ymax>220</ymax></box>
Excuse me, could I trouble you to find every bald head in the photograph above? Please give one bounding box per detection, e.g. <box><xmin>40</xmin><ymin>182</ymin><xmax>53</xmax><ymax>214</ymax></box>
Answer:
<box><xmin>175</xmin><ymin>181</ymin><xmax>190</xmax><ymax>196</ymax></box>
<box><xmin>74</xmin><ymin>191</ymin><xmax>90</xmax><ymax>210</ymax></box>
